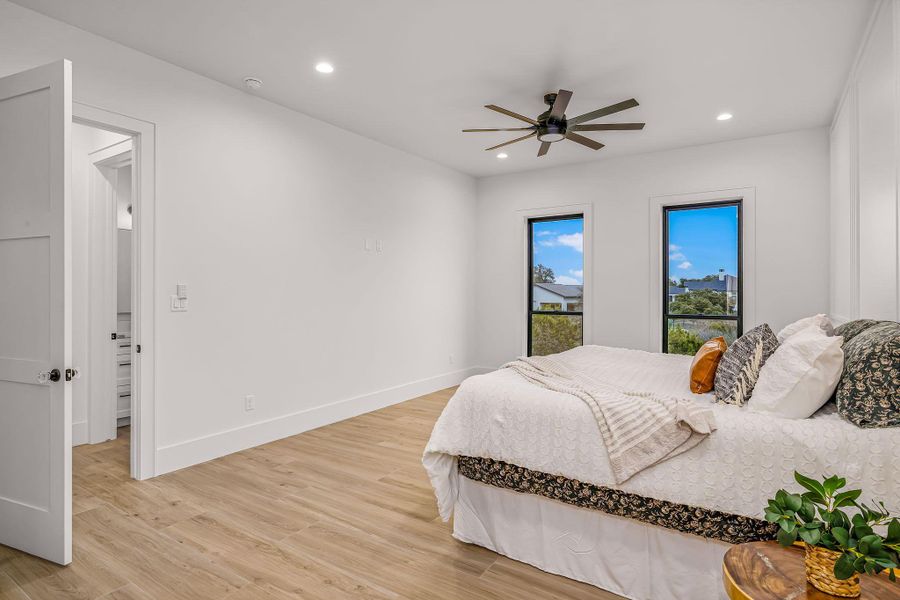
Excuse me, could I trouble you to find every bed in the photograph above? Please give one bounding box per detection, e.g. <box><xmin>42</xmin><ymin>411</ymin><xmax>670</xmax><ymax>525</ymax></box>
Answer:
<box><xmin>423</xmin><ymin>345</ymin><xmax>900</xmax><ymax>600</ymax></box>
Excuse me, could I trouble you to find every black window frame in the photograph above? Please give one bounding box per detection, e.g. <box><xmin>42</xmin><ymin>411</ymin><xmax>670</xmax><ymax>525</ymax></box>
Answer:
<box><xmin>662</xmin><ymin>200</ymin><xmax>743</xmax><ymax>353</ymax></box>
<box><xmin>527</xmin><ymin>213</ymin><xmax>584</xmax><ymax>356</ymax></box>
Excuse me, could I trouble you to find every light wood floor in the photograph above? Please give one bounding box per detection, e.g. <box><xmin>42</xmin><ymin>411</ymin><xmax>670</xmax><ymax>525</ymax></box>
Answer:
<box><xmin>0</xmin><ymin>387</ymin><xmax>623</xmax><ymax>600</ymax></box>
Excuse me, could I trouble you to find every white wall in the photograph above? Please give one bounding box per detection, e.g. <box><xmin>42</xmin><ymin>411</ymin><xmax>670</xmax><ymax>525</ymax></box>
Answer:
<box><xmin>0</xmin><ymin>1</ymin><xmax>477</xmax><ymax>473</ymax></box>
<box><xmin>475</xmin><ymin>128</ymin><xmax>830</xmax><ymax>368</ymax></box>
<box><xmin>830</xmin><ymin>0</ymin><xmax>900</xmax><ymax>324</ymax></box>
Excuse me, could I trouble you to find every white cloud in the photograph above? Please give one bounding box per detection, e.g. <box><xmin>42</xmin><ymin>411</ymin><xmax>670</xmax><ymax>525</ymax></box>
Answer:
<box><xmin>669</xmin><ymin>251</ymin><xmax>686</xmax><ymax>261</ymax></box>
<box><xmin>669</xmin><ymin>244</ymin><xmax>680</xmax><ymax>251</ymax></box>
<box><xmin>569</xmin><ymin>269</ymin><xmax>583</xmax><ymax>278</ymax></box>
<box><xmin>677</xmin><ymin>261</ymin><xmax>693</xmax><ymax>270</ymax></box>
<box><xmin>557</xmin><ymin>233</ymin><xmax>583</xmax><ymax>253</ymax></box>
<box><xmin>556</xmin><ymin>275</ymin><xmax>580</xmax><ymax>285</ymax></box>
<box><xmin>536</xmin><ymin>230</ymin><xmax>558</xmax><ymax>237</ymax></box>
<box><xmin>537</xmin><ymin>232</ymin><xmax>583</xmax><ymax>253</ymax></box>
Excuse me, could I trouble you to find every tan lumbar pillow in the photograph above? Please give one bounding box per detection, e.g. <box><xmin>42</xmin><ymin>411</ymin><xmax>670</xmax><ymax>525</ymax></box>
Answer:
<box><xmin>689</xmin><ymin>337</ymin><xmax>727</xmax><ymax>394</ymax></box>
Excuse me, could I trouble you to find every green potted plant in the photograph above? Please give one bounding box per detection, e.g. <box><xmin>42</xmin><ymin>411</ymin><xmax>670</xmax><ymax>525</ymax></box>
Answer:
<box><xmin>766</xmin><ymin>472</ymin><xmax>900</xmax><ymax>597</ymax></box>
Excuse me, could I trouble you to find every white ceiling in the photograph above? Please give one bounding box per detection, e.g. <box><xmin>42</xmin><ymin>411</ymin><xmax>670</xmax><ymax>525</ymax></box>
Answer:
<box><xmin>14</xmin><ymin>0</ymin><xmax>874</xmax><ymax>177</ymax></box>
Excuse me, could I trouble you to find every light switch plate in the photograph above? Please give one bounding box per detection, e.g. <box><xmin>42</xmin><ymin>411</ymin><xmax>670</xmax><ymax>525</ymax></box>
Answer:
<box><xmin>170</xmin><ymin>295</ymin><xmax>188</xmax><ymax>312</ymax></box>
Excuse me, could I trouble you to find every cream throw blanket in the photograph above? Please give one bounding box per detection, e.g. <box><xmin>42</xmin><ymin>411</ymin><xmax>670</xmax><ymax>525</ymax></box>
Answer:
<box><xmin>503</xmin><ymin>354</ymin><xmax>717</xmax><ymax>483</ymax></box>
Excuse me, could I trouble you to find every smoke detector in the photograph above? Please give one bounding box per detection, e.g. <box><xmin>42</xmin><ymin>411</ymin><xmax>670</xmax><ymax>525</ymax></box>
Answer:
<box><xmin>242</xmin><ymin>77</ymin><xmax>263</xmax><ymax>91</ymax></box>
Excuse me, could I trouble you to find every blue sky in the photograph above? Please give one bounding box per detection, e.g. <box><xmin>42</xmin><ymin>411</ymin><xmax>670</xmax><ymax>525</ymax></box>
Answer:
<box><xmin>532</xmin><ymin>218</ymin><xmax>584</xmax><ymax>285</ymax></box>
<box><xmin>667</xmin><ymin>205</ymin><xmax>738</xmax><ymax>281</ymax></box>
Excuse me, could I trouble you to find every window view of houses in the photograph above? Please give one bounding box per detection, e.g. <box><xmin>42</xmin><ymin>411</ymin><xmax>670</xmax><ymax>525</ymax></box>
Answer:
<box><xmin>526</xmin><ymin>206</ymin><xmax>739</xmax><ymax>358</ymax></box>
<box><xmin>529</xmin><ymin>216</ymin><xmax>584</xmax><ymax>356</ymax></box>
<box><xmin>664</xmin><ymin>203</ymin><xmax>741</xmax><ymax>355</ymax></box>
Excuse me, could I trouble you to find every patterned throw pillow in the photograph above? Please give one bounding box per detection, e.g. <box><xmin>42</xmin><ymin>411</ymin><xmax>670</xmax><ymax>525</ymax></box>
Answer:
<box><xmin>833</xmin><ymin>319</ymin><xmax>881</xmax><ymax>344</ymax></box>
<box><xmin>836</xmin><ymin>321</ymin><xmax>900</xmax><ymax>428</ymax></box>
<box><xmin>714</xmin><ymin>324</ymin><xmax>779</xmax><ymax>406</ymax></box>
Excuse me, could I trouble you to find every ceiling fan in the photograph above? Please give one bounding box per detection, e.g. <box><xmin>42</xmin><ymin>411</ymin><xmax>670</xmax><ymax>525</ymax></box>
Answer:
<box><xmin>463</xmin><ymin>89</ymin><xmax>644</xmax><ymax>157</ymax></box>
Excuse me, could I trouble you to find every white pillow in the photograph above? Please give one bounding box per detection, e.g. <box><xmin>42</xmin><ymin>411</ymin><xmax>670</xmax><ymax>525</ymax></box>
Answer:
<box><xmin>749</xmin><ymin>327</ymin><xmax>843</xmax><ymax>419</ymax></box>
<box><xmin>776</xmin><ymin>314</ymin><xmax>834</xmax><ymax>343</ymax></box>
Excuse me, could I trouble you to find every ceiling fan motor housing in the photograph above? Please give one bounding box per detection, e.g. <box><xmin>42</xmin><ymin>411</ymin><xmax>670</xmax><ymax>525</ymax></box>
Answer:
<box><xmin>537</xmin><ymin>122</ymin><xmax>566</xmax><ymax>143</ymax></box>
<box><xmin>537</xmin><ymin>99</ymin><xmax>567</xmax><ymax>142</ymax></box>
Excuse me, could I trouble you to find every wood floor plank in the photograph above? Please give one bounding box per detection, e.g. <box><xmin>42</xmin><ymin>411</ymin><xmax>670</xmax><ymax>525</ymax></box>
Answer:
<box><xmin>0</xmin><ymin>387</ymin><xmax>625</xmax><ymax>599</ymax></box>
<box><xmin>96</xmin><ymin>584</ymin><xmax>154</xmax><ymax>600</ymax></box>
<box><xmin>0</xmin><ymin>572</ymin><xmax>30</xmax><ymax>600</ymax></box>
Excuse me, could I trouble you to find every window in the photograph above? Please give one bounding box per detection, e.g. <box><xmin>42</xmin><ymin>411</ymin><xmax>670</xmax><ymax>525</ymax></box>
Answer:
<box><xmin>663</xmin><ymin>201</ymin><xmax>742</xmax><ymax>355</ymax></box>
<box><xmin>528</xmin><ymin>214</ymin><xmax>584</xmax><ymax>356</ymax></box>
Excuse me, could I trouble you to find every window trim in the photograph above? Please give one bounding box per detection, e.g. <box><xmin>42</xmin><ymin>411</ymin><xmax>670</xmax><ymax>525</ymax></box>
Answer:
<box><xmin>648</xmin><ymin>187</ymin><xmax>756</xmax><ymax>352</ymax></box>
<box><xmin>526</xmin><ymin>213</ymin><xmax>585</xmax><ymax>357</ymax></box>
<box><xmin>662</xmin><ymin>200</ymin><xmax>743</xmax><ymax>353</ymax></box>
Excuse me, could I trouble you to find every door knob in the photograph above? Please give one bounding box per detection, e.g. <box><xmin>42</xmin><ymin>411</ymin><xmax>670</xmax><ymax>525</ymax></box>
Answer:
<box><xmin>37</xmin><ymin>368</ymin><xmax>61</xmax><ymax>384</ymax></box>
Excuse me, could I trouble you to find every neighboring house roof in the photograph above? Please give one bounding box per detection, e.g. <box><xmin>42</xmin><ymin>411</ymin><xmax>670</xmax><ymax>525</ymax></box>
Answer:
<box><xmin>680</xmin><ymin>275</ymin><xmax>737</xmax><ymax>293</ymax></box>
<box><xmin>669</xmin><ymin>286</ymin><xmax>686</xmax><ymax>296</ymax></box>
<box><xmin>534</xmin><ymin>282</ymin><xmax>583</xmax><ymax>299</ymax></box>
<box><xmin>685</xmin><ymin>279</ymin><xmax>727</xmax><ymax>292</ymax></box>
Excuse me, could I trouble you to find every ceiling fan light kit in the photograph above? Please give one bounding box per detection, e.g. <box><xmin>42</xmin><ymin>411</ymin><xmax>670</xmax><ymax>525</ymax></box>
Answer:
<box><xmin>463</xmin><ymin>89</ymin><xmax>644</xmax><ymax>157</ymax></box>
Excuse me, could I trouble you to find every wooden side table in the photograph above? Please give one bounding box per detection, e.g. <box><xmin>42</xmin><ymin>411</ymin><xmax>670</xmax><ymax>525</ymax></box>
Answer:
<box><xmin>723</xmin><ymin>541</ymin><xmax>900</xmax><ymax>599</ymax></box>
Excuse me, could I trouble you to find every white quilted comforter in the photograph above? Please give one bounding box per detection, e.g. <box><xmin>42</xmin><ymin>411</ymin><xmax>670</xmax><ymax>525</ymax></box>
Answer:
<box><xmin>424</xmin><ymin>345</ymin><xmax>900</xmax><ymax>521</ymax></box>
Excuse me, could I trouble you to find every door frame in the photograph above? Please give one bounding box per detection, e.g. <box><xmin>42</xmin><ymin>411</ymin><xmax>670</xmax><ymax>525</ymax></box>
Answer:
<box><xmin>74</xmin><ymin>103</ymin><xmax>157</xmax><ymax>480</ymax></box>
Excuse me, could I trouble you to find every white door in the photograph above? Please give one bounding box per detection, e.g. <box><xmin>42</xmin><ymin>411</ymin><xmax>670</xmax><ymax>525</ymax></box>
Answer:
<box><xmin>0</xmin><ymin>60</ymin><xmax>72</xmax><ymax>565</ymax></box>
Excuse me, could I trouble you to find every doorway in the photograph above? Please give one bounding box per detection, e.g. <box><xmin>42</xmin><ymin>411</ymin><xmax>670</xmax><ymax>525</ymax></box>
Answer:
<box><xmin>73</xmin><ymin>102</ymin><xmax>157</xmax><ymax>483</ymax></box>
<box><xmin>71</xmin><ymin>124</ymin><xmax>135</xmax><ymax>468</ymax></box>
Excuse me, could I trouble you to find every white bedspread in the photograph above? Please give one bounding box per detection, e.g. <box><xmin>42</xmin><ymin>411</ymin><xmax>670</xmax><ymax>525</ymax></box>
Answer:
<box><xmin>423</xmin><ymin>345</ymin><xmax>900</xmax><ymax>521</ymax></box>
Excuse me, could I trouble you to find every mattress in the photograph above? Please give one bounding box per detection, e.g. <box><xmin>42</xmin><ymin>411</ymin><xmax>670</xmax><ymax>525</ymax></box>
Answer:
<box><xmin>424</xmin><ymin>344</ymin><xmax>900</xmax><ymax>523</ymax></box>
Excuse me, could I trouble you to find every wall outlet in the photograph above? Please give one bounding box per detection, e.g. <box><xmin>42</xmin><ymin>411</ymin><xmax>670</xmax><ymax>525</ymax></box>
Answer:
<box><xmin>375</xmin><ymin>239</ymin><xmax>384</xmax><ymax>253</ymax></box>
<box><xmin>244</xmin><ymin>395</ymin><xmax>256</xmax><ymax>411</ymax></box>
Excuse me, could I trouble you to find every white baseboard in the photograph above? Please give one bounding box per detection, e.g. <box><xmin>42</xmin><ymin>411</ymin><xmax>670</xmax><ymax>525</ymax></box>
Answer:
<box><xmin>72</xmin><ymin>420</ymin><xmax>88</xmax><ymax>446</ymax></box>
<box><xmin>155</xmin><ymin>366</ymin><xmax>489</xmax><ymax>476</ymax></box>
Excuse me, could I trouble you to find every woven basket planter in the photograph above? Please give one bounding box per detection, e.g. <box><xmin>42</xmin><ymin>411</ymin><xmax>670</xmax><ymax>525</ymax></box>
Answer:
<box><xmin>804</xmin><ymin>543</ymin><xmax>861</xmax><ymax>597</ymax></box>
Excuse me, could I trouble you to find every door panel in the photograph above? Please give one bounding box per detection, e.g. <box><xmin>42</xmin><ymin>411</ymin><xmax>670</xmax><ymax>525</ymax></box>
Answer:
<box><xmin>0</xmin><ymin>236</ymin><xmax>51</xmax><ymax>360</ymax></box>
<box><xmin>0</xmin><ymin>60</ymin><xmax>72</xmax><ymax>565</ymax></box>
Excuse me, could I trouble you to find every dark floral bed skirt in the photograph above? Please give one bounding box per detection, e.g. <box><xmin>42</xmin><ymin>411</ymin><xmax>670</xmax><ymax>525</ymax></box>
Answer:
<box><xmin>457</xmin><ymin>456</ymin><xmax>777</xmax><ymax>545</ymax></box>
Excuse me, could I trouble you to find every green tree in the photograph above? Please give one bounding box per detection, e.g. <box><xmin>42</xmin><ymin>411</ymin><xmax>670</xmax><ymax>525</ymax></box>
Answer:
<box><xmin>667</xmin><ymin>325</ymin><xmax>704</xmax><ymax>355</ymax></box>
<box><xmin>533</xmin><ymin>264</ymin><xmax>555</xmax><ymax>283</ymax></box>
<box><xmin>531</xmin><ymin>315</ymin><xmax>581</xmax><ymax>356</ymax></box>
<box><xmin>669</xmin><ymin>289</ymin><xmax>728</xmax><ymax>315</ymax></box>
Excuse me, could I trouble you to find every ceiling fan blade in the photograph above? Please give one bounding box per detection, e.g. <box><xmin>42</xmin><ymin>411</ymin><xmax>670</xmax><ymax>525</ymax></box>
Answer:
<box><xmin>566</xmin><ymin>132</ymin><xmax>605</xmax><ymax>151</ymax></box>
<box><xmin>568</xmin><ymin>98</ymin><xmax>639</xmax><ymax>125</ymax></box>
<box><xmin>485</xmin><ymin>104</ymin><xmax>539</xmax><ymax>126</ymax></box>
<box><xmin>571</xmin><ymin>122</ymin><xmax>645</xmax><ymax>131</ymax></box>
<box><xmin>462</xmin><ymin>127</ymin><xmax>536</xmax><ymax>132</ymax></box>
<box><xmin>549</xmin><ymin>89</ymin><xmax>573</xmax><ymax>121</ymax></box>
<box><xmin>485</xmin><ymin>131</ymin><xmax>537</xmax><ymax>151</ymax></box>
<box><xmin>537</xmin><ymin>142</ymin><xmax>551</xmax><ymax>157</ymax></box>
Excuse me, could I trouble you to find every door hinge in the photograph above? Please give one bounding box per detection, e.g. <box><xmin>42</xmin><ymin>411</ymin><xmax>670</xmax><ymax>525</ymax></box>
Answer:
<box><xmin>111</xmin><ymin>332</ymin><xmax>117</xmax><ymax>340</ymax></box>
<box><xmin>136</xmin><ymin>344</ymin><xmax>141</xmax><ymax>354</ymax></box>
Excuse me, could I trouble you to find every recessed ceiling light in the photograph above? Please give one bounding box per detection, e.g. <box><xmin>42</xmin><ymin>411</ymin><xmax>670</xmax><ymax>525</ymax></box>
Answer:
<box><xmin>496</xmin><ymin>152</ymin><xmax>508</xmax><ymax>159</ymax></box>
<box><xmin>315</xmin><ymin>62</ymin><xmax>334</xmax><ymax>74</ymax></box>
<box><xmin>717</xmin><ymin>112</ymin><xmax>733</xmax><ymax>121</ymax></box>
